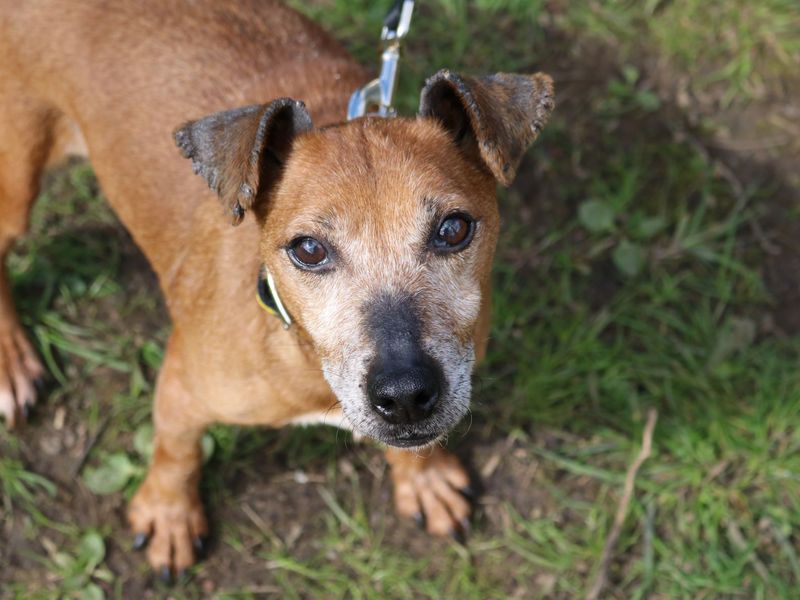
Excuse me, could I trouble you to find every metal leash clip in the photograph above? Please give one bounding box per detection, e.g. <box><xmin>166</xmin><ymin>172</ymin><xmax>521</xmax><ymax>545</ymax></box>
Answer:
<box><xmin>347</xmin><ymin>0</ymin><xmax>415</xmax><ymax>120</ymax></box>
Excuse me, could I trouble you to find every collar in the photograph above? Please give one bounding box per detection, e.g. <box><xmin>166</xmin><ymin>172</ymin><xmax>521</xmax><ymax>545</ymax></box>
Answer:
<box><xmin>257</xmin><ymin>268</ymin><xmax>292</xmax><ymax>329</ymax></box>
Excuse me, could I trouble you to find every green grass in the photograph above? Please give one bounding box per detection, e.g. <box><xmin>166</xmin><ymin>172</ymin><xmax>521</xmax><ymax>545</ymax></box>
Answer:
<box><xmin>2</xmin><ymin>0</ymin><xmax>800</xmax><ymax>598</ymax></box>
<box><xmin>563</xmin><ymin>0</ymin><xmax>800</xmax><ymax>106</ymax></box>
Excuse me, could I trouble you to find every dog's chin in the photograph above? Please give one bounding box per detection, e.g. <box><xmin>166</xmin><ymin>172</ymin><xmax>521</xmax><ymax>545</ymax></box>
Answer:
<box><xmin>379</xmin><ymin>430</ymin><xmax>442</xmax><ymax>449</ymax></box>
<box><xmin>345</xmin><ymin>408</ymin><xmax>466</xmax><ymax>449</ymax></box>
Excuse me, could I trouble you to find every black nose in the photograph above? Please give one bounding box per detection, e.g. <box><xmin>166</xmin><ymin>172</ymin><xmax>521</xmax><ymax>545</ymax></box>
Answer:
<box><xmin>367</xmin><ymin>364</ymin><xmax>440</xmax><ymax>425</ymax></box>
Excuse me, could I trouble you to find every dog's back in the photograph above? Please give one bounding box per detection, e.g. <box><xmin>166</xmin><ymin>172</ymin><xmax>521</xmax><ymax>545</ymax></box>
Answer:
<box><xmin>1</xmin><ymin>0</ymin><xmax>363</xmax><ymax>117</ymax></box>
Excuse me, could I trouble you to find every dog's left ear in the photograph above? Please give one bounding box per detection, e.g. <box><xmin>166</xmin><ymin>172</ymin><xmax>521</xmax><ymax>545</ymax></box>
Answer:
<box><xmin>419</xmin><ymin>70</ymin><xmax>554</xmax><ymax>186</ymax></box>
<box><xmin>174</xmin><ymin>98</ymin><xmax>312</xmax><ymax>225</ymax></box>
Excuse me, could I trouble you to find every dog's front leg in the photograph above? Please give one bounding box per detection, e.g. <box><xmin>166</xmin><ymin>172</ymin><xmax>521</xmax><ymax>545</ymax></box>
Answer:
<box><xmin>128</xmin><ymin>347</ymin><xmax>209</xmax><ymax>579</ymax></box>
<box><xmin>385</xmin><ymin>446</ymin><xmax>473</xmax><ymax>539</ymax></box>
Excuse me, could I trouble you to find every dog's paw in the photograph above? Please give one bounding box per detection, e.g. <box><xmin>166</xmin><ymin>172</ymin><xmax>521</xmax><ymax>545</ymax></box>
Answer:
<box><xmin>389</xmin><ymin>448</ymin><xmax>473</xmax><ymax>540</ymax></box>
<box><xmin>0</xmin><ymin>326</ymin><xmax>45</xmax><ymax>428</ymax></box>
<box><xmin>128</xmin><ymin>481</ymin><xmax>208</xmax><ymax>580</ymax></box>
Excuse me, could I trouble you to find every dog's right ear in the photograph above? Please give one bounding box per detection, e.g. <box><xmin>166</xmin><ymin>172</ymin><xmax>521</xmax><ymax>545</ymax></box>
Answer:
<box><xmin>174</xmin><ymin>98</ymin><xmax>312</xmax><ymax>225</ymax></box>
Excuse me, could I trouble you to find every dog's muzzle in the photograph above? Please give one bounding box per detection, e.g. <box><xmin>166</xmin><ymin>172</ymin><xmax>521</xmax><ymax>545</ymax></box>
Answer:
<box><xmin>357</xmin><ymin>292</ymin><xmax>457</xmax><ymax>447</ymax></box>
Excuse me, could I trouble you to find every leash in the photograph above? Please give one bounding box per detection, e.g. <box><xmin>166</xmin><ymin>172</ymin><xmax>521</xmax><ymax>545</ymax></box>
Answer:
<box><xmin>347</xmin><ymin>0</ymin><xmax>415</xmax><ymax>119</ymax></box>
<box><xmin>259</xmin><ymin>1</ymin><xmax>415</xmax><ymax>327</ymax></box>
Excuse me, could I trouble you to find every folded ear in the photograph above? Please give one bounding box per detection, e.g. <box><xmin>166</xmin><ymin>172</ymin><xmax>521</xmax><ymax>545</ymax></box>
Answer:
<box><xmin>419</xmin><ymin>70</ymin><xmax>554</xmax><ymax>186</ymax></box>
<box><xmin>174</xmin><ymin>98</ymin><xmax>312</xmax><ymax>225</ymax></box>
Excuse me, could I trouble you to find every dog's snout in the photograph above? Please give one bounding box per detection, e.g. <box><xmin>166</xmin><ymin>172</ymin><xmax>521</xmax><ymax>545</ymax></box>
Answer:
<box><xmin>368</xmin><ymin>364</ymin><xmax>440</xmax><ymax>425</ymax></box>
<box><xmin>363</xmin><ymin>292</ymin><xmax>446</xmax><ymax>425</ymax></box>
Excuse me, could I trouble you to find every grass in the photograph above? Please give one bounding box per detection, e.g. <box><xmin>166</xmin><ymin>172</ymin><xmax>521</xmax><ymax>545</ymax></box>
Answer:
<box><xmin>2</xmin><ymin>0</ymin><xmax>800</xmax><ymax>598</ymax></box>
<box><xmin>563</xmin><ymin>0</ymin><xmax>800</xmax><ymax>106</ymax></box>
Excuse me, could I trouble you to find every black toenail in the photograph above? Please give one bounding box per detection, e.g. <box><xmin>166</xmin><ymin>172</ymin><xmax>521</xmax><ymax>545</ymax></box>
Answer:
<box><xmin>160</xmin><ymin>565</ymin><xmax>172</xmax><ymax>584</ymax></box>
<box><xmin>450</xmin><ymin>527</ymin><xmax>466</xmax><ymax>545</ymax></box>
<box><xmin>34</xmin><ymin>377</ymin><xmax>47</xmax><ymax>394</ymax></box>
<box><xmin>460</xmin><ymin>517</ymin><xmax>471</xmax><ymax>533</ymax></box>
<box><xmin>193</xmin><ymin>536</ymin><xmax>205</xmax><ymax>556</ymax></box>
<box><xmin>132</xmin><ymin>533</ymin><xmax>149</xmax><ymax>550</ymax></box>
<box><xmin>413</xmin><ymin>512</ymin><xmax>425</xmax><ymax>529</ymax></box>
<box><xmin>460</xmin><ymin>485</ymin><xmax>476</xmax><ymax>500</ymax></box>
<box><xmin>22</xmin><ymin>404</ymin><xmax>30</xmax><ymax>420</ymax></box>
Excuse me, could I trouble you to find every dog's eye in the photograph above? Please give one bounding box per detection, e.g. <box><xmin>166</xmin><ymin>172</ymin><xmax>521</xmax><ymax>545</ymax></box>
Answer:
<box><xmin>288</xmin><ymin>237</ymin><xmax>328</xmax><ymax>268</ymax></box>
<box><xmin>432</xmin><ymin>213</ymin><xmax>474</xmax><ymax>252</ymax></box>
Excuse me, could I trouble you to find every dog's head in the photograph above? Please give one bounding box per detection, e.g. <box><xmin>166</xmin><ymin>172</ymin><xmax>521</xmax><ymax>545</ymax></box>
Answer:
<box><xmin>175</xmin><ymin>70</ymin><xmax>553</xmax><ymax>448</ymax></box>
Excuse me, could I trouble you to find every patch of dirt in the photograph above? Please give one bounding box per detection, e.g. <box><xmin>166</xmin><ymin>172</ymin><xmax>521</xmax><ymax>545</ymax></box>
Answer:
<box><xmin>3</xmin><ymin>420</ymin><xmax>579</xmax><ymax>597</ymax></box>
<box><xmin>756</xmin><ymin>187</ymin><xmax>800</xmax><ymax>334</ymax></box>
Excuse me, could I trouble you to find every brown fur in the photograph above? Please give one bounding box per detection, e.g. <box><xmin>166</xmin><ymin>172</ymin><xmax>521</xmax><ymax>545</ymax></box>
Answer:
<box><xmin>0</xmin><ymin>0</ymin><xmax>552</xmax><ymax>575</ymax></box>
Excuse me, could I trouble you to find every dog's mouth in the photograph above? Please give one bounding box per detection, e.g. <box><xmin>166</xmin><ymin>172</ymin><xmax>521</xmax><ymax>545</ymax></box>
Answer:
<box><xmin>340</xmin><ymin>400</ymin><xmax>465</xmax><ymax>450</ymax></box>
<box><xmin>382</xmin><ymin>430</ymin><xmax>441</xmax><ymax>448</ymax></box>
<box><xmin>365</xmin><ymin>418</ymin><xmax>455</xmax><ymax>449</ymax></box>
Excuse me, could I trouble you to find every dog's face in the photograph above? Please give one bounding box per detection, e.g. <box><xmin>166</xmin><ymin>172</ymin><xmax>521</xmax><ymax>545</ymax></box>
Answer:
<box><xmin>175</xmin><ymin>70</ymin><xmax>554</xmax><ymax>447</ymax></box>
<box><xmin>261</xmin><ymin>119</ymin><xmax>498</xmax><ymax>446</ymax></box>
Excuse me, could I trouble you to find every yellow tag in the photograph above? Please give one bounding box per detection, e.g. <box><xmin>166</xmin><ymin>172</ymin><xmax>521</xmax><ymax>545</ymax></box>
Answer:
<box><xmin>256</xmin><ymin>292</ymin><xmax>279</xmax><ymax>317</ymax></box>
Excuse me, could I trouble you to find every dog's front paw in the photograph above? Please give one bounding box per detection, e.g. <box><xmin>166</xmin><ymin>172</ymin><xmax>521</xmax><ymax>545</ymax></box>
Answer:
<box><xmin>128</xmin><ymin>479</ymin><xmax>208</xmax><ymax>580</ymax></box>
<box><xmin>387</xmin><ymin>447</ymin><xmax>473</xmax><ymax>540</ymax></box>
<box><xmin>0</xmin><ymin>325</ymin><xmax>45</xmax><ymax>428</ymax></box>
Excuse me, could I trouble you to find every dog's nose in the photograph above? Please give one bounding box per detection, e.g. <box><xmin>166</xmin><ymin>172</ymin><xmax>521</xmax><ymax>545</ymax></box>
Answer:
<box><xmin>367</xmin><ymin>365</ymin><xmax>440</xmax><ymax>425</ymax></box>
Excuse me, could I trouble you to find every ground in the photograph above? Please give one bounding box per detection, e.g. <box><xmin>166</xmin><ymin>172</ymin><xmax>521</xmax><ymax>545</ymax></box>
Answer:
<box><xmin>1</xmin><ymin>0</ymin><xmax>800</xmax><ymax>598</ymax></box>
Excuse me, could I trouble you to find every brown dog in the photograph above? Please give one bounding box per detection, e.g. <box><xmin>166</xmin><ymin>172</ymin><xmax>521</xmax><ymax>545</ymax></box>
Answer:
<box><xmin>0</xmin><ymin>0</ymin><xmax>553</xmax><ymax>577</ymax></box>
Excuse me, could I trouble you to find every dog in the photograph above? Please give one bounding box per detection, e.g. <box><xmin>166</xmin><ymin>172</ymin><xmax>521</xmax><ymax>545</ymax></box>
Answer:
<box><xmin>0</xmin><ymin>0</ymin><xmax>553</xmax><ymax>578</ymax></box>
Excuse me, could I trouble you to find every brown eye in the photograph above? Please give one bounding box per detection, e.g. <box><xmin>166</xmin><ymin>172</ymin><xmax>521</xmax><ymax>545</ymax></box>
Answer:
<box><xmin>288</xmin><ymin>237</ymin><xmax>329</xmax><ymax>268</ymax></box>
<box><xmin>432</xmin><ymin>213</ymin><xmax>474</xmax><ymax>252</ymax></box>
